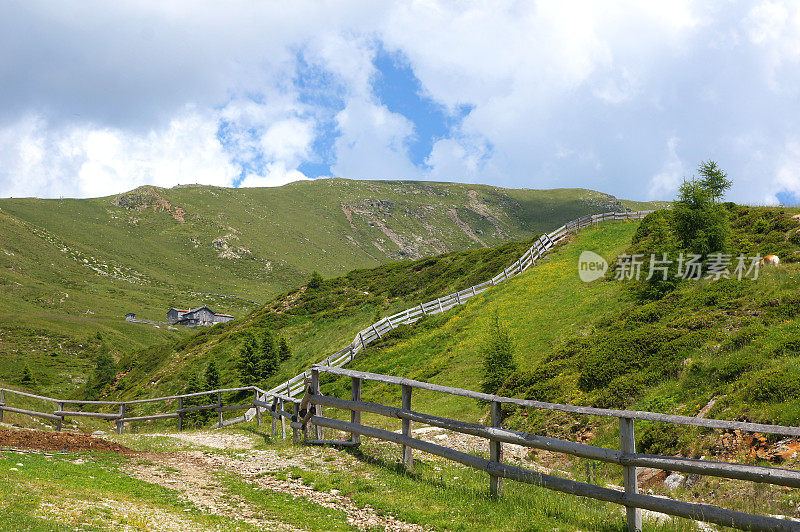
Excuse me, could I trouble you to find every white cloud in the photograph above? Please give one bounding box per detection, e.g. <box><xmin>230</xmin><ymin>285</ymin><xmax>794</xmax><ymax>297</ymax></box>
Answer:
<box><xmin>331</xmin><ymin>98</ymin><xmax>420</xmax><ymax>180</ymax></box>
<box><xmin>1</xmin><ymin>0</ymin><xmax>799</xmax><ymax>203</ymax></box>
<box><xmin>745</xmin><ymin>1</ymin><xmax>800</xmax><ymax>92</ymax></box>
<box><xmin>646</xmin><ymin>137</ymin><xmax>685</xmax><ymax>200</ymax></box>
<box><xmin>764</xmin><ymin>139</ymin><xmax>800</xmax><ymax>205</ymax></box>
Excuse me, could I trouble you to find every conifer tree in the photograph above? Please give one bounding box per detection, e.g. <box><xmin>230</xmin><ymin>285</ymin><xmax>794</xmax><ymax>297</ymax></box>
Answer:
<box><xmin>278</xmin><ymin>337</ymin><xmax>291</xmax><ymax>362</ymax></box>
<box><xmin>86</xmin><ymin>340</ymin><xmax>117</xmax><ymax>400</ymax></box>
<box><xmin>480</xmin><ymin>313</ymin><xmax>518</xmax><ymax>396</ymax></box>
<box><xmin>182</xmin><ymin>372</ymin><xmax>204</xmax><ymax>427</ymax></box>
<box><xmin>258</xmin><ymin>329</ymin><xmax>279</xmax><ymax>381</ymax></box>
<box><xmin>697</xmin><ymin>160</ymin><xmax>732</xmax><ymax>203</ymax></box>
<box><xmin>308</xmin><ymin>270</ymin><xmax>324</xmax><ymax>289</ymax></box>
<box><xmin>204</xmin><ymin>360</ymin><xmax>220</xmax><ymax>390</ymax></box>
<box><xmin>236</xmin><ymin>333</ymin><xmax>260</xmax><ymax>386</ymax></box>
<box><xmin>20</xmin><ymin>366</ymin><xmax>34</xmax><ymax>386</ymax></box>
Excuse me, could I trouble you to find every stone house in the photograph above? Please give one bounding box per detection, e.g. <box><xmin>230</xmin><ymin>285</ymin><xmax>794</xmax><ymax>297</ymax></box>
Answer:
<box><xmin>167</xmin><ymin>306</ymin><xmax>234</xmax><ymax>327</ymax></box>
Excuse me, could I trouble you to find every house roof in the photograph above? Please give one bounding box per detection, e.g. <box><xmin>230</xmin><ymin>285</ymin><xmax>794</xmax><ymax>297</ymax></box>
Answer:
<box><xmin>214</xmin><ymin>313</ymin><xmax>234</xmax><ymax>318</ymax></box>
<box><xmin>169</xmin><ymin>308</ymin><xmax>190</xmax><ymax>312</ymax></box>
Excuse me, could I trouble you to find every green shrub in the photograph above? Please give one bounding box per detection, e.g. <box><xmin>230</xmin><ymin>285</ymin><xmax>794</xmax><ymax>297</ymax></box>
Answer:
<box><xmin>714</xmin><ymin>353</ymin><xmax>764</xmax><ymax>383</ymax></box>
<box><xmin>743</xmin><ymin>369</ymin><xmax>800</xmax><ymax>402</ymax></box>
<box><xmin>480</xmin><ymin>314</ymin><xmax>518</xmax><ymax>396</ymax></box>
<box><xmin>637</xmin><ymin>422</ymin><xmax>685</xmax><ymax>456</ymax></box>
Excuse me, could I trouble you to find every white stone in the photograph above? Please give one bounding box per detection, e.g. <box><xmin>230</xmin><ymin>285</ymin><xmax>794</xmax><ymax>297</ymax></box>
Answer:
<box><xmin>664</xmin><ymin>472</ymin><xmax>685</xmax><ymax>490</ymax></box>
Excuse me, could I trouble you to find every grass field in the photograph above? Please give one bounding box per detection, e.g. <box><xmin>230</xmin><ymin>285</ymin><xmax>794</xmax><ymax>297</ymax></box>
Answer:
<box><xmin>0</xmin><ymin>179</ymin><xmax>656</xmax><ymax>397</ymax></box>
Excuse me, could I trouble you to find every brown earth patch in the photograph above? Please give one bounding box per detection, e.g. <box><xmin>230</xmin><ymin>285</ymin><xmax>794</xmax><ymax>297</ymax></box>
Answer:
<box><xmin>0</xmin><ymin>427</ymin><xmax>133</xmax><ymax>454</ymax></box>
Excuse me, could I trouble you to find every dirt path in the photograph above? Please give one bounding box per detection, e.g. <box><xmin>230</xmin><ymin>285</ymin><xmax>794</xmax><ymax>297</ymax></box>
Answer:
<box><xmin>124</xmin><ymin>431</ymin><xmax>427</xmax><ymax>531</ymax></box>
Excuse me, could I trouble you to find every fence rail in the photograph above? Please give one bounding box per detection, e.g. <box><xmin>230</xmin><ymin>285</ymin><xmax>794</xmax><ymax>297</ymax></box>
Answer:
<box><xmin>300</xmin><ymin>366</ymin><xmax>800</xmax><ymax>532</ymax></box>
<box><xmin>0</xmin><ymin>386</ymin><xmax>267</xmax><ymax>433</ymax></box>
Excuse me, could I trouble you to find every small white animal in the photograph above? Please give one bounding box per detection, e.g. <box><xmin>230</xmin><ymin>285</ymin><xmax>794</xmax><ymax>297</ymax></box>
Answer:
<box><xmin>759</xmin><ymin>254</ymin><xmax>780</xmax><ymax>266</ymax></box>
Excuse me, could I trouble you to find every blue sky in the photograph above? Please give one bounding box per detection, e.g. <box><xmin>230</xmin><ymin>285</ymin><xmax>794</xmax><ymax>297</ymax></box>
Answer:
<box><xmin>1</xmin><ymin>1</ymin><xmax>800</xmax><ymax>204</ymax></box>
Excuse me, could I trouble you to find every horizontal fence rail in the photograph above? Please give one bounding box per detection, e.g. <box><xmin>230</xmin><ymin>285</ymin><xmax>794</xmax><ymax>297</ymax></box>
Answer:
<box><xmin>300</xmin><ymin>366</ymin><xmax>800</xmax><ymax>532</ymax></box>
<box><xmin>0</xmin><ymin>386</ymin><xmax>278</xmax><ymax>434</ymax></box>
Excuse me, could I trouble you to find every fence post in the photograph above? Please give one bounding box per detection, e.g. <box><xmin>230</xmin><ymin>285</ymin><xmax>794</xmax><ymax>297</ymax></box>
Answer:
<box><xmin>291</xmin><ymin>401</ymin><xmax>301</xmax><ymax>443</ymax></box>
<box><xmin>279</xmin><ymin>398</ymin><xmax>286</xmax><ymax>440</ymax></box>
<box><xmin>490</xmin><ymin>401</ymin><xmax>503</xmax><ymax>497</ymax></box>
<box><xmin>271</xmin><ymin>397</ymin><xmax>277</xmax><ymax>438</ymax></box>
<box><xmin>401</xmin><ymin>384</ymin><xmax>413</xmax><ymax>470</ymax></box>
<box><xmin>254</xmin><ymin>390</ymin><xmax>261</xmax><ymax>427</ymax></box>
<box><xmin>0</xmin><ymin>390</ymin><xmax>4</xmax><ymax>423</ymax></box>
<box><xmin>177</xmin><ymin>397</ymin><xmax>184</xmax><ymax>431</ymax></box>
<box><xmin>620</xmin><ymin>417</ymin><xmax>642</xmax><ymax>532</ymax></box>
<box><xmin>116</xmin><ymin>403</ymin><xmax>125</xmax><ymax>434</ymax></box>
<box><xmin>311</xmin><ymin>369</ymin><xmax>323</xmax><ymax>440</ymax></box>
<box><xmin>217</xmin><ymin>392</ymin><xmax>223</xmax><ymax>428</ymax></box>
<box><xmin>351</xmin><ymin>377</ymin><xmax>362</xmax><ymax>445</ymax></box>
<box><xmin>56</xmin><ymin>401</ymin><xmax>64</xmax><ymax>432</ymax></box>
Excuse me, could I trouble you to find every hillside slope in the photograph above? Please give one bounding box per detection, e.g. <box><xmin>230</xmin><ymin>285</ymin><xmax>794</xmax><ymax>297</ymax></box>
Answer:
<box><xmin>0</xmin><ymin>179</ymin><xmax>658</xmax><ymax>396</ymax></box>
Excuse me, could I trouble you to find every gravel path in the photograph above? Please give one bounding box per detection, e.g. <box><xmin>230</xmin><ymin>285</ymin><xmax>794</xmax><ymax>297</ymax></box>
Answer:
<box><xmin>124</xmin><ymin>431</ymin><xmax>427</xmax><ymax>531</ymax></box>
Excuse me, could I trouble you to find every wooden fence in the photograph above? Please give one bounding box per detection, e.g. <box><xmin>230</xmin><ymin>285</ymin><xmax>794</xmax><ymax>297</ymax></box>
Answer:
<box><xmin>0</xmin><ymin>386</ymin><xmax>270</xmax><ymax>433</ymax></box>
<box><xmin>293</xmin><ymin>365</ymin><xmax>800</xmax><ymax>532</ymax></box>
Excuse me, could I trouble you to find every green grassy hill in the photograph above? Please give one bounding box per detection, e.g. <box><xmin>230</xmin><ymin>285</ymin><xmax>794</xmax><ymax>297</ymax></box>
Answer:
<box><xmin>0</xmin><ymin>179</ymin><xmax>654</xmax><ymax>396</ymax></box>
<box><xmin>113</xmin><ymin>205</ymin><xmax>800</xmax><ymax>446</ymax></box>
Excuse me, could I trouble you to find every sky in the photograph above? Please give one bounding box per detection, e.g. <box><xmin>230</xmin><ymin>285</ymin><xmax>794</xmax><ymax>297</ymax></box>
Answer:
<box><xmin>1</xmin><ymin>1</ymin><xmax>800</xmax><ymax>204</ymax></box>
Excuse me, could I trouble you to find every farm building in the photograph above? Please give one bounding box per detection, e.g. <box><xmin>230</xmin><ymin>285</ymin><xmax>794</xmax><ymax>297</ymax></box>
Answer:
<box><xmin>167</xmin><ymin>306</ymin><xmax>234</xmax><ymax>326</ymax></box>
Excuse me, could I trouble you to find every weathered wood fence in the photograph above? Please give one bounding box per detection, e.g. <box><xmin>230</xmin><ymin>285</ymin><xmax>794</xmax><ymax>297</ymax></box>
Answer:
<box><xmin>0</xmin><ymin>386</ymin><xmax>276</xmax><ymax>433</ymax></box>
<box><xmin>291</xmin><ymin>365</ymin><xmax>800</xmax><ymax>532</ymax></box>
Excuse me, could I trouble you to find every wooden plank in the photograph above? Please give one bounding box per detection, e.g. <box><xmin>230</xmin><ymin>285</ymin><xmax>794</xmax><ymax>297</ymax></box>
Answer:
<box><xmin>53</xmin><ymin>410</ymin><xmax>121</xmax><ymax>420</ymax></box>
<box><xmin>123</xmin><ymin>413</ymin><xmax>180</xmax><ymax>422</ymax></box>
<box><xmin>305</xmin><ymin>439</ymin><xmax>360</xmax><ymax>447</ymax></box>
<box><xmin>489</xmin><ymin>401</ymin><xmax>503</xmax><ymax>497</ymax></box>
<box><xmin>177</xmin><ymin>403</ymin><xmax>219</xmax><ymax>413</ymax></box>
<box><xmin>214</xmin><ymin>404</ymin><xmax>253</xmax><ymax>412</ymax></box>
<box><xmin>620</xmin><ymin>418</ymin><xmax>642</xmax><ymax>532</ymax></box>
<box><xmin>217</xmin><ymin>392</ymin><xmax>223</xmax><ymax>428</ymax></box>
<box><xmin>1</xmin><ymin>388</ymin><xmax>61</xmax><ymax>404</ymax></box>
<box><xmin>401</xmin><ymin>385</ymin><xmax>413</xmax><ymax>470</ymax></box>
<box><xmin>313</xmin><ymin>365</ymin><xmax>800</xmax><ymax>436</ymax></box>
<box><xmin>351</xmin><ymin>377</ymin><xmax>361</xmax><ymax>445</ymax></box>
<box><xmin>310</xmin><ymin>394</ymin><xmax>800</xmax><ymax>488</ymax></box>
<box><xmin>310</xmin><ymin>416</ymin><xmax>797</xmax><ymax>532</ymax></box>
<box><xmin>0</xmin><ymin>405</ymin><xmax>61</xmax><ymax>422</ymax></box>
<box><xmin>116</xmin><ymin>404</ymin><xmax>126</xmax><ymax>434</ymax></box>
<box><xmin>311</xmin><ymin>369</ymin><xmax>323</xmax><ymax>440</ymax></box>
<box><xmin>120</xmin><ymin>386</ymin><xmax>255</xmax><ymax>406</ymax></box>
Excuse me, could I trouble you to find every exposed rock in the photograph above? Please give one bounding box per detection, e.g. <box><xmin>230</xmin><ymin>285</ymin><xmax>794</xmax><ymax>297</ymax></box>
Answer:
<box><xmin>664</xmin><ymin>472</ymin><xmax>685</xmax><ymax>490</ymax></box>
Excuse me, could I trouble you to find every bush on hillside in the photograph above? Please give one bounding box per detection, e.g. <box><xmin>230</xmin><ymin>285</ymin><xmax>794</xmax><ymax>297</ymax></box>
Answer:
<box><xmin>86</xmin><ymin>340</ymin><xmax>118</xmax><ymax>400</ymax></box>
<box><xmin>481</xmin><ymin>314</ymin><xmax>518</xmax><ymax>396</ymax></box>
<box><xmin>236</xmin><ymin>333</ymin><xmax>260</xmax><ymax>386</ymax></box>
<box><xmin>308</xmin><ymin>271</ymin><xmax>324</xmax><ymax>289</ymax></box>
<box><xmin>743</xmin><ymin>369</ymin><xmax>800</xmax><ymax>403</ymax></box>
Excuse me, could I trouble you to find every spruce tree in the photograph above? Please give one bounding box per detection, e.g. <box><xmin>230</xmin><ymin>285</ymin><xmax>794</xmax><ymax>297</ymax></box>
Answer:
<box><xmin>204</xmin><ymin>361</ymin><xmax>220</xmax><ymax>390</ymax></box>
<box><xmin>697</xmin><ymin>160</ymin><xmax>732</xmax><ymax>203</ymax></box>
<box><xmin>480</xmin><ymin>314</ymin><xmax>518</xmax><ymax>396</ymax></box>
<box><xmin>278</xmin><ymin>337</ymin><xmax>291</xmax><ymax>362</ymax></box>
<box><xmin>86</xmin><ymin>341</ymin><xmax>117</xmax><ymax>400</ymax></box>
<box><xmin>20</xmin><ymin>366</ymin><xmax>34</xmax><ymax>386</ymax></box>
<box><xmin>236</xmin><ymin>333</ymin><xmax>260</xmax><ymax>386</ymax></box>
<box><xmin>308</xmin><ymin>270</ymin><xmax>324</xmax><ymax>289</ymax></box>
<box><xmin>182</xmin><ymin>372</ymin><xmax>204</xmax><ymax>428</ymax></box>
<box><xmin>258</xmin><ymin>329</ymin><xmax>279</xmax><ymax>381</ymax></box>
